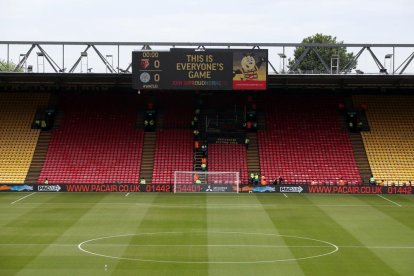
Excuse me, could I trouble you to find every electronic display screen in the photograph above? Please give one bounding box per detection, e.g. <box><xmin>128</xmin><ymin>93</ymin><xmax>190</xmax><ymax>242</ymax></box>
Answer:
<box><xmin>132</xmin><ymin>49</ymin><xmax>267</xmax><ymax>90</ymax></box>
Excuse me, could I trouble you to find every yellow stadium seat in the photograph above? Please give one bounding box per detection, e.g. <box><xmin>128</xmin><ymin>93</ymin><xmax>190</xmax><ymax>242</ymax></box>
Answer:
<box><xmin>0</xmin><ymin>93</ymin><xmax>50</xmax><ymax>183</ymax></box>
<box><xmin>354</xmin><ymin>95</ymin><xmax>414</xmax><ymax>182</ymax></box>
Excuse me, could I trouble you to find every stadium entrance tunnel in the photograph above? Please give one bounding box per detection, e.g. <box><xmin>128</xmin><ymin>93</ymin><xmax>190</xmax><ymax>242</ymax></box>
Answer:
<box><xmin>78</xmin><ymin>232</ymin><xmax>338</xmax><ymax>263</ymax></box>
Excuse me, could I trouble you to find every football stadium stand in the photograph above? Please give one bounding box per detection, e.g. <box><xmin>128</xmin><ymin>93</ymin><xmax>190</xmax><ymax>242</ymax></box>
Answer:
<box><xmin>3</xmin><ymin>41</ymin><xmax>414</xmax><ymax>189</ymax></box>
<box><xmin>0</xmin><ymin>93</ymin><xmax>50</xmax><ymax>184</ymax></box>
<box><xmin>353</xmin><ymin>95</ymin><xmax>414</xmax><ymax>184</ymax></box>
<box><xmin>3</xmin><ymin>90</ymin><xmax>413</xmax><ymax>187</ymax></box>
<box><xmin>258</xmin><ymin>95</ymin><xmax>362</xmax><ymax>185</ymax></box>
<box><xmin>208</xmin><ymin>144</ymin><xmax>248</xmax><ymax>184</ymax></box>
<box><xmin>38</xmin><ymin>92</ymin><xmax>144</xmax><ymax>184</ymax></box>
<box><xmin>152</xmin><ymin>129</ymin><xmax>193</xmax><ymax>184</ymax></box>
<box><xmin>157</xmin><ymin>93</ymin><xmax>194</xmax><ymax>128</ymax></box>
<box><xmin>151</xmin><ymin>93</ymin><xmax>194</xmax><ymax>184</ymax></box>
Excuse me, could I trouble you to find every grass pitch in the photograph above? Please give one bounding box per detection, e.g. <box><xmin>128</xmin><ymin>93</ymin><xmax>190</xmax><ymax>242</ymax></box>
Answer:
<box><xmin>1</xmin><ymin>192</ymin><xmax>414</xmax><ymax>275</ymax></box>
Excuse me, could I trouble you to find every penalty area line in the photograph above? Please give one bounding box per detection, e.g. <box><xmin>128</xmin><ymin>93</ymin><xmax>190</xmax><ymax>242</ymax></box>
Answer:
<box><xmin>11</xmin><ymin>192</ymin><xmax>36</xmax><ymax>205</ymax></box>
<box><xmin>377</xmin><ymin>194</ymin><xmax>402</xmax><ymax>207</ymax></box>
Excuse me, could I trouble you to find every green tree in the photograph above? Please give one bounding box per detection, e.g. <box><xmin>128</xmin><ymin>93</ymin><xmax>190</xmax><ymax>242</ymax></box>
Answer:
<box><xmin>0</xmin><ymin>59</ymin><xmax>21</xmax><ymax>72</ymax></box>
<box><xmin>288</xmin><ymin>33</ymin><xmax>355</xmax><ymax>73</ymax></box>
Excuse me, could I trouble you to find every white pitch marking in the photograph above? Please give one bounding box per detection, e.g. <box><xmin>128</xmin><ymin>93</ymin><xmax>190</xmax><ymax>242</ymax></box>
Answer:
<box><xmin>0</xmin><ymin>243</ymin><xmax>75</xmax><ymax>247</ymax></box>
<box><xmin>11</xmin><ymin>192</ymin><xmax>36</xmax><ymax>204</ymax></box>
<box><xmin>9</xmin><ymin>203</ymin><xmax>398</xmax><ymax>209</ymax></box>
<box><xmin>4</xmin><ymin>243</ymin><xmax>326</xmax><ymax>248</ymax></box>
<box><xmin>340</xmin><ymin>245</ymin><xmax>414</xmax><ymax>249</ymax></box>
<box><xmin>377</xmin><ymin>194</ymin><xmax>402</xmax><ymax>207</ymax></box>
<box><xmin>1</xmin><ymin>243</ymin><xmax>414</xmax><ymax>250</ymax></box>
<box><xmin>84</xmin><ymin>244</ymin><xmax>333</xmax><ymax>248</ymax></box>
<box><xmin>77</xmin><ymin>231</ymin><xmax>339</xmax><ymax>264</ymax></box>
<box><xmin>283</xmin><ymin>193</ymin><xmax>288</xmax><ymax>198</ymax></box>
<box><xmin>125</xmin><ymin>193</ymin><xmax>130</xmax><ymax>197</ymax></box>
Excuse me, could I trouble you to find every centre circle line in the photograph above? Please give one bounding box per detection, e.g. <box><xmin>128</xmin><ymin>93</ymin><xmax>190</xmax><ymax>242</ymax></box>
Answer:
<box><xmin>77</xmin><ymin>231</ymin><xmax>339</xmax><ymax>264</ymax></box>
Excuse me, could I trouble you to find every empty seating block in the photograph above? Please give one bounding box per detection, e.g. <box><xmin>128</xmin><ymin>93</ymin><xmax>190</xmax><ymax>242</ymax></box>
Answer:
<box><xmin>258</xmin><ymin>95</ymin><xmax>361</xmax><ymax>184</ymax></box>
<box><xmin>208</xmin><ymin>144</ymin><xmax>248</xmax><ymax>184</ymax></box>
<box><xmin>0</xmin><ymin>93</ymin><xmax>50</xmax><ymax>183</ymax></box>
<box><xmin>38</xmin><ymin>93</ymin><xmax>144</xmax><ymax>184</ymax></box>
<box><xmin>152</xmin><ymin>130</ymin><xmax>193</xmax><ymax>184</ymax></box>
<box><xmin>353</xmin><ymin>95</ymin><xmax>414</xmax><ymax>183</ymax></box>
<box><xmin>158</xmin><ymin>93</ymin><xmax>194</xmax><ymax>129</ymax></box>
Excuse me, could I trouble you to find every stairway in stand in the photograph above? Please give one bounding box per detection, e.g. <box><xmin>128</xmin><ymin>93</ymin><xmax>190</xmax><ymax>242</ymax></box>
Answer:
<box><xmin>246</xmin><ymin>132</ymin><xmax>260</xmax><ymax>178</ymax></box>
<box><xmin>246</xmin><ymin>111</ymin><xmax>264</xmax><ymax>178</ymax></box>
<box><xmin>25</xmin><ymin>109</ymin><xmax>64</xmax><ymax>184</ymax></box>
<box><xmin>140</xmin><ymin>132</ymin><xmax>156</xmax><ymax>184</ymax></box>
<box><xmin>193</xmin><ymin>149</ymin><xmax>207</xmax><ymax>185</ymax></box>
<box><xmin>349</xmin><ymin>132</ymin><xmax>372</xmax><ymax>184</ymax></box>
<box><xmin>24</xmin><ymin>132</ymin><xmax>52</xmax><ymax>184</ymax></box>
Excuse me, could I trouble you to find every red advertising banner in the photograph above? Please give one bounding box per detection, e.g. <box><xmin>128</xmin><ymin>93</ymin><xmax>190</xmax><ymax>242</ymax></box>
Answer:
<box><xmin>1</xmin><ymin>184</ymin><xmax>412</xmax><ymax>194</ymax></box>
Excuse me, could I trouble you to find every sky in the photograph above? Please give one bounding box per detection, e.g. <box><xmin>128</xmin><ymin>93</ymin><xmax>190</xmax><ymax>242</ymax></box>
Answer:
<box><xmin>1</xmin><ymin>0</ymin><xmax>413</xmax><ymax>73</ymax></box>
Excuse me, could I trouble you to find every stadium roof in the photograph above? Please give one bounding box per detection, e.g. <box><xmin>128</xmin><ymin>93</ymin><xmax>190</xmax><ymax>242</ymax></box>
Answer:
<box><xmin>1</xmin><ymin>73</ymin><xmax>414</xmax><ymax>92</ymax></box>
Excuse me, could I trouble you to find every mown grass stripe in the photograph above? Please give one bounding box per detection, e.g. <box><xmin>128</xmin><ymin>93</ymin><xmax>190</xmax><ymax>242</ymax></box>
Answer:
<box><xmin>206</xmin><ymin>194</ymin><xmax>306</xmax><ymax>275</ymax></box>
<box><xmin>2</xmin><ymin>193</ymin><xmax>413</xmax><ymax>275</ymax></box>
<box><xmin>112</xmin><ymin>193</ymin><xmax>209</xmax><ymax>275</ymax></box>
<box><xmin>363</xmin><ymin>195</ymin><xmax>414</xmax><ymax>243</ymax></box>
<box><xmin>257</xmin><ymin>194</ymin><xmax>399</xmax><ymax>275</ymax></box>
<box><xmin>0</xmin><ymin>193</ymin><xmax>111</xmax><ymax>274</ymax></box>
<box><xmin>310</xmin><ymin>194</ymin><xmax>404</xmax><ymax>275</ymax></box>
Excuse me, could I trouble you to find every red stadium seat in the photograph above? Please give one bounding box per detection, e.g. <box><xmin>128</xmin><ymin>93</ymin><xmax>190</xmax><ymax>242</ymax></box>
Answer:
<box><xmin>152</xmin><ymin>129</ymin><xmax>193</xmax><ymax>184</ymax></box>
<box><xmin>257</xmin><ymin>95</ymin><xmax>362</xmax><ymax>184</ymax></box>
<box><xmin>208</xmin><ymin>144</ymin><xmax>249</xmax><ymax>184</ymax></box>
<box><xmin>38</xmin><ymin>92</ymin><xmax>144</xmax><ymax>184</ymax></box>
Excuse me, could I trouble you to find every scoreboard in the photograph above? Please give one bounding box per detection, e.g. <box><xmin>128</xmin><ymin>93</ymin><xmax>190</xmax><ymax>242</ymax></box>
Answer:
<box><xmin>132</xmin><ymin>51</ymin><xmax>168</xmax><ymax>90</ymax></box>
<box><xmin>132</xmin><ymin>49</ymin><xmax>268</xmax><ymax>90</ymax></box>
